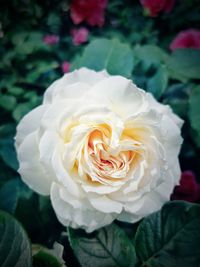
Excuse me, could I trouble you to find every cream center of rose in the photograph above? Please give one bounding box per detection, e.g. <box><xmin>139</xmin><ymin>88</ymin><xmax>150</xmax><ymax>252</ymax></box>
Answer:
<box><xmin>63</xmin><ymin>122</ymin><xmax>144</xmax><ymax>186</ymax></box>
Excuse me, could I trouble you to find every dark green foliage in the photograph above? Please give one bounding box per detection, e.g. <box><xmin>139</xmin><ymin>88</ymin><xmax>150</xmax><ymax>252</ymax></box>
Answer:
<box><xmin>135</xmin><ymin>202</ymin><xmax>200</xmax><ymax>267</ymax></box>
<box><xmin>68</xmin><ymin>223</ymin><xmax>137</xmax><ymax>267</ymax></box>
<box><xmin>0</xmin><ymin>210</ymin><xmax>32</xmax><ymax>267</ymax></box>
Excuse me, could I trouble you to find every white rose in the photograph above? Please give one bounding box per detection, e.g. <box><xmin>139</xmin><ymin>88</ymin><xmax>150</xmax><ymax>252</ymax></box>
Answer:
<box><xmin>15</xmin><ymin>68</ymin><xmax>183</xmax><ymax>232</ymax></box>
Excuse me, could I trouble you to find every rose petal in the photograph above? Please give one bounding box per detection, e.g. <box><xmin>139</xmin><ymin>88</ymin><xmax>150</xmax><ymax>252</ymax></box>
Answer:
<box><xmin>18</xmin><ymin>132</ymin><xmax>54</xmax><ymax>195</ymax></box>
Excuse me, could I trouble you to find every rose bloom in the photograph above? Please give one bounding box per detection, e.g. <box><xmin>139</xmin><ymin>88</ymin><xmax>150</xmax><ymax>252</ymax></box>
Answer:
<box><xmin>70</xmin><ymin>0</ymin><xmax>107</xmax><ymax>27</ymax></box>
<box><xmin>140</xmin><ymin>0</ymin><xmax>175</xmax><ymax>17</ymax></box>
<box><xmin>170</xmin><ymin>29</ymin><xmax>200</xmax><ymax>51</ymax></box>
<box><xmin>71</xmin><ymin>27</ymin><xmax>89</xmax><ymax>46</ymax></box>
<box><xmin>15</xmin><ymin>68</ymin><xmax>183</xmax><ymax>232</ymax></box>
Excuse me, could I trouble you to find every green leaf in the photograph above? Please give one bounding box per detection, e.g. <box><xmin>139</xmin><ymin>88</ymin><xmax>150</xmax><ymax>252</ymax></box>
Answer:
<box><xmin>0</xmin><ymin>158</ymin><xmax>16</xmax><ymax>184</ymax></box>
<box><xmin>0</xmin><ymin>210</ymin><xmax>32</xmax><ymax>267</ymax></box>
<box><xmin>163</xmin><ymin>83</ymin><xmax>189</xmax><ymax>118</ymax></box>
<box><xmin>32</xmin><ymin>243</ymin><xmax>65</xmax><ymax>267</ymax></box>
<box><xmin>12</xmin><ymin>102</ymin><xmax>37</xmax><ymax>122</ymax></box>
<box><xmin>68</xmin><ymin>223</ymin><xmax>137</xmax><ymax>267</ymax></box>
<box><xmin>26</xmin><ymin>61</ymin><xmax>59</xmax><ymax>83</ymax></box>
<box><xmin>135</xmin><ymin>201</ymin><xmax>200</xmax><ymax>267</ymax></box>
<box><xmin>147</xmin><ymin>65</ymin><xmax>168</xmax><ymax>99</ymax></box>
<box><xmin>188</xmin><ymin>85</ymin><xmax>200</xmax><ymax>145</ymax></box>
<box><xmin>7</xmin><ymin>86</ymin><xmax>24</xmax><ymax>96</ymax></box>
<box><xmin>190</xmin><ymin>128</ymin><xmax>200</xmax><ymax>148</ymax></box>
<box><xmin>15</xmin><ymin>192</ymin><xmax>42</xmax><ymax>243</ymax></box>
<box><xmin>0</xmin><ymin>94</ymin><xmax>16</xmax><ymax>111</ymax></box>
<box><xmin>47</xmin><ymin>13</ymin><xmax>61</xmax><ymax>31</ymax></box>
<box><xmin>12</xmin><ymin>31</ymin><xmax>47</xmax><ymax>55</ymax></box>
<box><xmin>167</xmin><ymin>49</ymin><xmax>200</xmax><ymax>80</ymax></box>
<box><xmin>15</xmin><ymin>192</ymin><xmax>63</xmax><ymax>245</ymax></box>
<box><xmin>134</xmin><ymin>45</ymin><xmax>169</xmax><ymax>71</ymax></box>
<box><xmin>0</xmin><ymin>179</ymin><xmax>19</xmax><ymax>213</ymax></box>
<box><xmin>0</xmin><ymin>123</ymin><xmax>19</xmax><ymax>170</ymax></box>
<box><xmin>165</xmin><ymin>97</ymin><xmax>188</xmax><ymax>118</ymax></box>
<box><xmin>189</xmin><ymin>85</ymin><xmax>200</xmax><ymax>134</ymax></box>
<box><xmin>73</xmin><ymin>38</ymin><xmax>134</xmax><ymax>77</ymax></box>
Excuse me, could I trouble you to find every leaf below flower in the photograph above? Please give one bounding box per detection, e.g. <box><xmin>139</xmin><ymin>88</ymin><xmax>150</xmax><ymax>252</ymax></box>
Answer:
<box><xmin>68</xmin><ymin>223</ymin><xmax>137</xmax><ymax>267</ymax></box>
<box><xmin>134</xmin><ymin>201</ymin><xmax>200</xmax><ymax>267</ymax></box>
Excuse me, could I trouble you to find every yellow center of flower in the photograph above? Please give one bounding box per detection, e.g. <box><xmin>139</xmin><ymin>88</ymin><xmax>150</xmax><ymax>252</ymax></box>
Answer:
<box><xmin>63</xmin><ymin>121</ymin><xmax>144</xmax><ymax>187</ymax></box>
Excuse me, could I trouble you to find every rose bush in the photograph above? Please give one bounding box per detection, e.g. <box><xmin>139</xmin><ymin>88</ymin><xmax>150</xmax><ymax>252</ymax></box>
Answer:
<box><xmin>15</xmin><ymin>68</ymin><xmax>183</xmax><ymax>232</ymax></box>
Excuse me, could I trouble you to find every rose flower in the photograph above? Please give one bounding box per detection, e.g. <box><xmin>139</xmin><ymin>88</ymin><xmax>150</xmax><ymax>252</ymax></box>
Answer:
<box><xmin>15</xmin><ymin>68</ymin><xmax>183</xmax><ymax>232</ymax></box>
<box><xmin>71</xmin><ymin>27</ymin><xmax>89</xmax><ymax>45</ymax></box>
<box><xmin>140</xmin><ymin>0</ymin><xmax>176</xmax><ymax>17</ymax></box>
<box><xmin>170</xmin><ymin>29</ymin><xmax>200</xmax><ymax>51</ymax></box>
<box><xmin>70</xmin><ymin>0</ymin><xmax>107</xmax><ymax>27</ymax></box>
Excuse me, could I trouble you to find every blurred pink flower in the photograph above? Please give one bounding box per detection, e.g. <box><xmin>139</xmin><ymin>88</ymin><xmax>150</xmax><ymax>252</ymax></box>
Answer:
<box><xmin>61</xmin><ymin>61</ymin><xmax>70</xmax><ymax>73</ymax></box>
<box><xmin>43</xmin><ymin>35</ymin><xmax>59</xmax><ymax>45</ymax></box>
<box><xmin>70</xmin><ymin>0</ymin><xmax>107</xmax><ymax>27</ymax></box>
<box><xmin>171</xmin><ymin>171</ymin><xmax>200</xmax><ymax>203</ymax></box>
<box><xmin>140</xmin><ymin>0</ymin><xmax>175</xmax><ymax>17</ymax></box>
<box><xmin>170</xmin><ymin>29</ymin><xmax>200</xmax><ymax>51</ymax></box>
<box><xmin>71</xmin><ymin>27</ymin><xmax>89</xmax><ymax>45</ymax></box>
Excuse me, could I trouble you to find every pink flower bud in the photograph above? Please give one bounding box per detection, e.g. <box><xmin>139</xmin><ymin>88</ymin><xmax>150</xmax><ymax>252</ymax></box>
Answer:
<box><xmin>71</xmin><ymin>27</ymin><xmax>89</xmax><ymax>46</ymax></box>
<box><xmin>61</xmin><ymin>61</ymin><xmax>71</xmax><ymax>73</ymax></box>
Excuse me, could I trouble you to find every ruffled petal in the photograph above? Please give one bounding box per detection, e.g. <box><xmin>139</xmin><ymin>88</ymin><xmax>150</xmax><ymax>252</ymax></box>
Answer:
<box><xmin>15</xmin><ymin>105</ymin><xmax>48</xmax><ymax>149</ymax></box>
<box><xmin>17</xmin><ymin>132</ymin><xmax>54</xmax><ymax>195</ymax></box>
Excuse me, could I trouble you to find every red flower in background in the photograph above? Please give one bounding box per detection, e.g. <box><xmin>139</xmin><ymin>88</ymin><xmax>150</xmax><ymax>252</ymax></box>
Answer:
<box><xmin>71</xmin><ymin>27</ymin><xmax>89</xmax><ymax>45</ymax></box>
<box><xmin>43</xmin><ymin>35</ymin><xmax>59</xmax><ymax>45</ymax></box>
<box><xmin>70</xmin><ymin>0</ymin><xmax>107</xmax><ymax>27</ymax></box>
<box><xmin>171</xmin><ymin>171</ymin><xmax>200</xmax><ymax>203</ymax></box>
<box><xmin>140</xmin><ymin>0</ymin><xmax>175</xmax><ymax>17</ymax></box>
<box><xmin>170</xmin><ymin>29</ymin><xmax>200</xmax><ymax>51</ymax></box>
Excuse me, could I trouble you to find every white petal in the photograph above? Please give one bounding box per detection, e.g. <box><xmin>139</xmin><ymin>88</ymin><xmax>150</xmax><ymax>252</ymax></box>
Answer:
<box><xmin>87</xmin><ymin>76</ymin><xmax>146</xmax><ymax>118</ymax></box>
<box><xmin>39</xmin><ymin>130</ymin><xmax>61</xmax><ymax>170</ymax></box>
<box><xmin>15</xmin><ymin>105</ymin><xmax>48</xmax><ymax>149</ymax></box>
<box><xmin>63</xmin><ymin>124</ymin><xmax>90</xmax><ymax>171</ymax></box>
<box><xmin>117</xmin><ymin>210</ymin><xmax>141</xmax><ymax>223</ymax></box>
<box><xmin>59</xmin><ymin>186</ymin><xmax>86</xmax><ymax>210</ymax></box>
<box><xmin>57</xmin><ymin>82</ymin><xmax>91</xmax><ymax>100</ymax></box>
<box><xmin>17</xmin><ymin>132</ymin><xmax>54</xmax><ymax>195</ymax></box>
<box><xmin>89</xmin><ymin>195</ymin><xmax>123</xmax><ymax>214</ymax></box>
<box><xmin>43</xmin><ymin>68</ymin><xmax>109</xmax><ymax>104</ymax></box>
<box><xmin>81</xmin><ymin>183</ymin><xmax>122</xmax><ymax>194</ymax></box>
<box><xmin>40</xmin><ymin>100</ymin><xmax>76</xmax><ymax>130</ymax></box>
<box><xmin>147</xmin><ymin>92</ymin><xmax>184</xmax><ymax>128</ymax></box>
<box><xmin>50</xmin><ymin>182</ymin><xmax>114</xmax><ymax>232</ymax></box>
<box><xmin>161</xmin><ymin>115</ymin><xmax>183</xmax><ymax>165</ymax></box>
<box><xmin>155</xmin><ymin>166</ymin><xmax>181</xmax><ymax>199</ymax></box>
<box><xmin>75</xmin><ymin>67</ymin><xmax>109</xmax><ymax>85</ymax></box>
<box><xmin>124</xmin><ymin>192</ymin><xmax>163</xmax><ymax>217</ymax></box>
<box><xmin>51</xmin><ymin>148</ymin><xmax>80</xmax><ymax>197</ymax></box>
